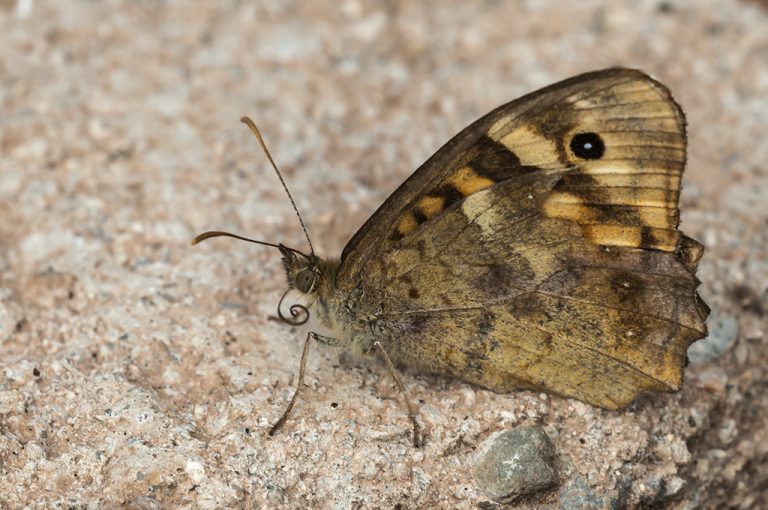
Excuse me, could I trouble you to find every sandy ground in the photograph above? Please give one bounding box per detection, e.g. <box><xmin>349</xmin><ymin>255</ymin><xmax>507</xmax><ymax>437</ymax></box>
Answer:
<box><xmin>1</xmin><ymin>1</ymin><xmax>766</xmax><ymax>508</ymax></box>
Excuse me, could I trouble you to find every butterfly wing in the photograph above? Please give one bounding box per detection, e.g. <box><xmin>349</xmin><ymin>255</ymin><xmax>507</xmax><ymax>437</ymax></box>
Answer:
<box><xmin>336</xmin><ymin>68</ymin><xmax>708</xmax><ymax>409</ymax></box>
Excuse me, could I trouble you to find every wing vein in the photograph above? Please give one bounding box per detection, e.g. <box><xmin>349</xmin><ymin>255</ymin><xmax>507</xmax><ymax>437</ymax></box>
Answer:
<box><xmin>382</xmin><ymin>290</ymin><xmax>701</xmax><ymax>334</ymax></box>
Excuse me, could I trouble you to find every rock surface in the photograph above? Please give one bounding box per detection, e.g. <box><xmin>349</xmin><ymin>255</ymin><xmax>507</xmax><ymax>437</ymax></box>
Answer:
<box><xmin>1</xmin><ymin>0</ymin><xmax>767</xmax><ymax>508</ymax></box>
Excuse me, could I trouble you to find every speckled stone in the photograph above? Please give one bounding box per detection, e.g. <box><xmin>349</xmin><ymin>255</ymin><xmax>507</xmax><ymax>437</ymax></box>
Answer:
<box><xmin>557</xmin><ymin>475</ymin><xmax>628</xmax><ymax>510</ymax></box>
<box><xmin>474</xmin><ymin>427</ymin><xmax>558</xmax><ymax>503</ymax></box>
<box><xmin>688</xmin><ymin>311</ymin><xmax>740</xmax><ymax>365</ymax></box>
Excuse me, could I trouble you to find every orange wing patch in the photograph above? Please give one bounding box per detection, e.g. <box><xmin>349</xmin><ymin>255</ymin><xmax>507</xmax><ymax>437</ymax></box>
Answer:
<box><xmin>416</xmin><ymin>195</ymin><xmax>445</xmax><ymax>219</ymax></box>
<box><xmin>448</xmin><ymin>166</ymin><xmax>495</xmax><ymax>196</ymax></box>
<box><xmin>394</xmin><ymin>166</ymin><xmax>498</xmax><ymax>239</ymax></box>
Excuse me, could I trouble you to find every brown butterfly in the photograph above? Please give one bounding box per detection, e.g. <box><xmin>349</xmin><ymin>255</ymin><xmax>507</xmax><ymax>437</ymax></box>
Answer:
<box><xmin>193</xmin><ymin>68</ymin><xmax>709</xmax><ymax>446</ymax></box>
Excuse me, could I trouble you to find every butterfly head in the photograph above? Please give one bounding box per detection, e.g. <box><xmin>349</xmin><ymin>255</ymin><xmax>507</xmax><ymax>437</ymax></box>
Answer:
<box><xmin>279</xmin><ymin>244</ymin><xmax>320</xmax><ymax>294</ymax></box>
<box><xmin>277</xmin><ymin>245</ymin><xmax>341</xmax><ymax>327</ymax></box>
<box><xmin>192</xmin><ymin>116</ymin><xmax>326</xmax><ymax>326</ymax></box>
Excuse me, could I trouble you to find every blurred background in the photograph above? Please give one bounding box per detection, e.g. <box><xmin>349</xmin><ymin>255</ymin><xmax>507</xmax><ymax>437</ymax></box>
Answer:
<box><xmin>0</xmin><ymin>1</ymin><xmax>766</xmax><ymax>508</ymax></box>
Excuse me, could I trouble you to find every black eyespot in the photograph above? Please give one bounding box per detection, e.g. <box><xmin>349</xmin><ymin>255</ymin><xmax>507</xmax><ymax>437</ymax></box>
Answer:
<box><xmin>570</xmin><ymin>132</ymin><xmax>605</xmax><ymax>160</ymax></box>
<box><xmin>296</xmin><ymin>269</ymin><xmax>316</xmax><ymax>293</ymax></box>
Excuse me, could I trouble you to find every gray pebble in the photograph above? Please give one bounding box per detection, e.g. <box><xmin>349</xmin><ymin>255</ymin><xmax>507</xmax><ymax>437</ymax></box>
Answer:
<box><xmin>473</xmin><ymin>426</ymin><xmax>558</xmax><ymax>503</ymax></box>
<box><xmin>557</xmin><ymin>475</ymin><xmax>629</xmax><ymax>510</ymax></box>
<box><xmin>688</xmin><ymin>311</ymin><xmax>739</xmax><ymax>365</ymax></box>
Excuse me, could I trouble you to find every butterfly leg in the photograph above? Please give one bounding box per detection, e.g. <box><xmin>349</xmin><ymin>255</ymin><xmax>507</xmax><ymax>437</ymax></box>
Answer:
<box><xmin>269</xmin><ymin>331</ymin><xmax>315</xmax><ymax>436</ymax></box>
<box><xmin>373</xmin><ymin>341</ymin><xmax>424</xmax><ymax>448</ymax></box>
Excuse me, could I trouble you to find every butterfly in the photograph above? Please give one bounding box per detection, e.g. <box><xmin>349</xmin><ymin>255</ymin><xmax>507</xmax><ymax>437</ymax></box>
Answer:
<box><xmin>193</xmin><ymin>68</ymin><xmax>709</xmax><ymax>447</ymax></box>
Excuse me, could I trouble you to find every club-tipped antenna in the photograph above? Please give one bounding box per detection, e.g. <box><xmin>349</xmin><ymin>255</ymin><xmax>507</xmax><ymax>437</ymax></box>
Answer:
<box><xmin>192</xmin><ymin>230</ymin><xmax>278</xmax><ymax>248</ymax></box>
<box><xmin>240</xmin><ymin>116</ymin><xmax>314</xmax><ymax>257</ymax></box>
<box><xmin>190</xmin><ymin>230</ymin><xmax>305</xmax><ymax>255</ymax></box>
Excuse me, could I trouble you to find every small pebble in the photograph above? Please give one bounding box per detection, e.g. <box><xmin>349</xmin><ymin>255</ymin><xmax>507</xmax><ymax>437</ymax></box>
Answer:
<box><xmin>688</xmin><ymin>312</ymin><xmax>739</xmax><ymax>365</ymax></box>
<box><xmin>473</xmin><ymin>426</ymin><xmax>558</xmax><ymax>503</ymax></box>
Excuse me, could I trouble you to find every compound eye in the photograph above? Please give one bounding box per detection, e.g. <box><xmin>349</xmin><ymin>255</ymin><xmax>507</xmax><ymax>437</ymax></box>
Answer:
<box><xmin>296</xmin><ymin>269</ymin><xmax>316</xmax><ymax>293</ymax></box>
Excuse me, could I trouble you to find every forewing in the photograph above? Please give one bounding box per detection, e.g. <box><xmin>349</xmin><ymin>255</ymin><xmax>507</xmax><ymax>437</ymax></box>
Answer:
<box><xmin>338</xmin><ymin>68</ymin><xmax>687</xmax><ymax>284</ymax></box>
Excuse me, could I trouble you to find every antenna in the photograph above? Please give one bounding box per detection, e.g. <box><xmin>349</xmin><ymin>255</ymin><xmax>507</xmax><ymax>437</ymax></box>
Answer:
<box><xmin>240</xmin><ymin>116</ymin><xmax>315</xmax><ymax>257</ymax></box>
<box><xmin>190</xmin><ymin>230</ymin><xmax>304</xmax><ymax>258</ymax></box>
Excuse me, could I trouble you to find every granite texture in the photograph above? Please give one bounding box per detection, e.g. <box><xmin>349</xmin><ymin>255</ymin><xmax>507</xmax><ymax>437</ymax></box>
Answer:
<box><xmin>1</xmin><ymin>0</ymin><xmax>766</xmax><ymax>508</ymax></box>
